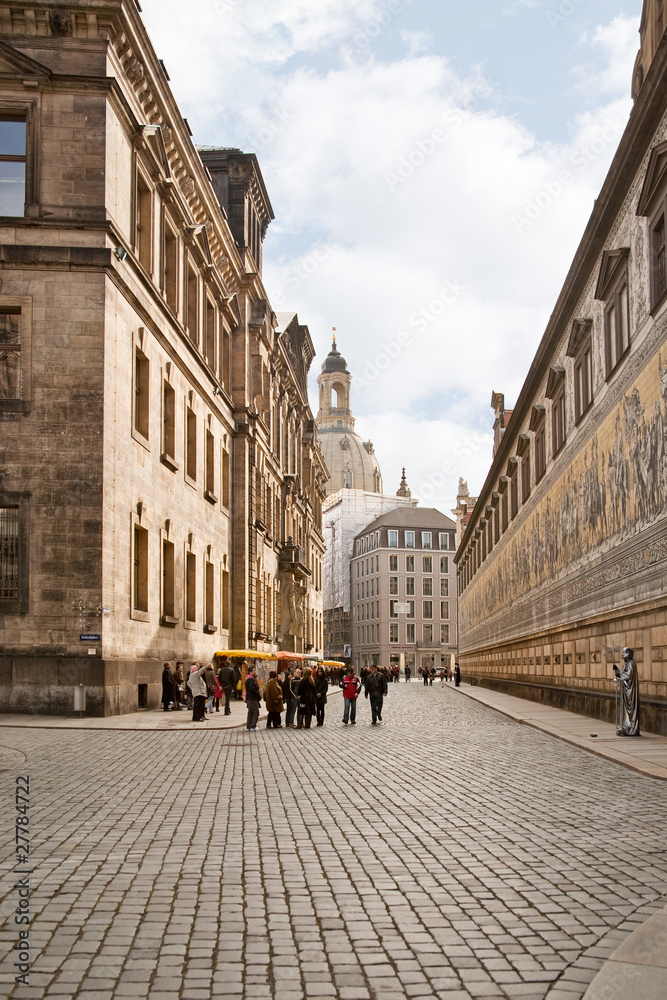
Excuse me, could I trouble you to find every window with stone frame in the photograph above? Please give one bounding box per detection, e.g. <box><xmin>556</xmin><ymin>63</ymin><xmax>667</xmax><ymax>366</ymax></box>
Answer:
<box><xmin>133</xmin><ymin>525</ymin><xmax>149</xmax><ymax>614</ymax></box>
<box><xmin>567</xmin><ymin>320</ymin><xmax>594</xmax><ymax>424</ymax></box>
<box><xmin>440</xmin><ymin>556</ymin><xmax>449</xmax><ymax>574</ymax></box>
<box><xmin>499</xmin><ymin>476</ymin><xmax>509</xmax><ymax>532</ymax></box>
<box><xmin>389</xmin><ymin>600</ymin><xmax>399</xmax><ymax>618</ymax></box>
<box><xmin>595</xmin><ymin>249</ymin><xmax>630</xmax><ymax>378</ymax></box>
<box><xmin>546</xmin><ymin>366</ymin><xmax>566</xmax><ymax>458</ymax></box>
<box><xmin>389</xmin><ymin>554</ymin><xmax>398</xmax><ymax>572</ymax></box>
<box><xmin>421</xmin><ymin>532</ymin><xmax>431</xmax><ymax>549</ymax></box>
<box><xmin>440</xmin><ymin>601</ymin><xmax>449</xmax><ymax>620</ymax></box>
<box><xmin>530</xmin><ymin>405</ymin><xmax>547</xmax><ymax>482</ymax></box>
<box><xmin>0</xmin><ymin>116</ymin><xmax>27</xmax><ymax>217</ymax></box>
<box><xmin>423</xmin><ymin>600</ymin><xmax>433</xmax><ymax>619</ymax></box>
<box><xmin>441</xmin><ymin>577</ymin><xmax>449</xmax><ymax>597</ymax></box>
<box><xmin>407</xmin><ymin>600</ymin><xmax>415</xmax><ymax>618</ymax></box>
<box><xmin>135</xmin><ymin>170</ymin><xmax>153</xmax><ymax>273</ymax></box>
<box><xmin>0</xmin><ymin>306</ymin><xmax>21</xmax><ymax>403</ymax></box>
<box><xmin>516</xmin><ymin>434</ymin><xmax>531</xmax><ymax>504</ymax></box>
<box><xmin>406</xmin><ymin>554</ymin><xmax>415</xmax><ymax>573</ymax></box>
<box><xmin>406</xmin><ymin>576</ymin><xmax>415</xmax><ymax>595</ymax></box>
<box><xmin>422</xmin><ymin>577</ymin><xmax>433</xmax><ymax>596</ymax></box>
<box><xmin>440</xmin><ymin>624</ymin><xmax>450</xmax><ymax>644</ymax></box>
<box><xmin>389</xmin><ymin>576</ymin><xmax>398</xmax><ymax>595</ymax></box>
<box><xmin>406</xmin><ymin>623</ymin><xmax>415</xmax><ymax>643</ymax></box>
<box><xmin>422</xmin><ymin>555</ymin><xmax>432</xmax><ymax>574</ymax></box>
<box><xmin>422</xmin><ymin>624</ymin><xmax>433</xmax><ymax>644</ymax></box>
<box><xmin>637</xmin><ymin>143</ymin><xmax>667</xmax><ymax>310</ymax></box>
<box><xmin>508</xmin><ymin>458</ymin><xmax>519</xmax><ymax>519</ymax></box>
<box><xmin>389</xmin><ymin>623</ymin><xmax>399</xmax><ymax>643</ymax></box>
<box><xmin>0</xmin><ymin>505</ymin><xmax>19</xmax><ymax>606</ymax></box>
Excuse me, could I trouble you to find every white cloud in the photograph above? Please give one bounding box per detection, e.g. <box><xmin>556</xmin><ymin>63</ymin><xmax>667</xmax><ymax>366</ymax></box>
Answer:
<box><xmin>140</xmin><ymin>0</ymin><xmax>638</xmax><ymax>512</ymax></box>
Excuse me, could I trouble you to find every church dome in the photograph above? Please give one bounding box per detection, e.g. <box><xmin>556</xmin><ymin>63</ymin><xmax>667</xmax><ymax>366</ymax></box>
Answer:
<box><xmin>321</xmin><ymin>339</ymin><xmax>349</xmax><ymax>374</ymax></box>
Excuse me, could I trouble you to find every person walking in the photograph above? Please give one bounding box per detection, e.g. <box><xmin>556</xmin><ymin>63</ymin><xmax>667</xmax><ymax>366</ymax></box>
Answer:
<box><xmin>188</xmin><ymin>663</ymin><xmax>207</xmax><ymax>723</ymax></box>
<box><xmin>405</xmin><ymin>665</ymin><xmax>411</xmax><ymax>683</ymax></box>
<box><xmin>161</xmin><ymin>661</ymin><xmax>175</xmax><ymax>711</ymax></box>
<box><xmin>296</xmin><ymin>667</ymin><xmax>316</xmax><ymax>729</ymax></box>
<box><xmin>313</xmin><ymin>666</ymin><xmax>328</xmax><ymax>727</ymax></box>
<box><xmin>245</xmin><ymin>665</ymin><xmax>262</xmax><ymax>731</ymax></box>
<box><xmin>454</xmin><ymin>662</ymin><xmax>461</xmax><ymax>687</ymax></box>
<box><xmin>264</xmin><ymin>670</ymin><xmax>284</xmax><ymax>728</ymax></box>
<box><xmin>340</xmin><ymin>667</ymin><xmax>361</xmax><ymax>725</ymax></box>
<box><xmin>218</xmin><ymin>657</ymin><xmax>236</xmax><ymax>716</ymax></box>
<box><xmin>203</xmin><ymin>662</ymin><xmax>216</xmax><ymax>714</ymax></box>
<box><xmin>285</xmin><ymin>668</ymin><xmax>301</xmax><ymax>728</ymax></box>
<box><xmin>422</xmin><ymin>667</ymin><xmax>429</xmax><ymax>687</ymax></box>
<box><xmin>364</xmin><ymin>664</ymin><xmax>387</xmax><ymax>725</ymax></box>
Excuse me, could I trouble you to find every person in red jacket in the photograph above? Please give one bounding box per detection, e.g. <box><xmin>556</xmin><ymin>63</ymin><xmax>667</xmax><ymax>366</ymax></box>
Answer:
<box><xmin>339</xmin><ymin>667</ymin><xmax>361</xmax><ymax>726</ymax></box>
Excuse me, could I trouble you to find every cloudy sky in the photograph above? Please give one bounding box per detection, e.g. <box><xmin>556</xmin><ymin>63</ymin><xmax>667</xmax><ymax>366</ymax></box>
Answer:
<box><xmin>141</xmin><ymin>0</ymin><xmax>641</xmax><ymax>513</ymax></box>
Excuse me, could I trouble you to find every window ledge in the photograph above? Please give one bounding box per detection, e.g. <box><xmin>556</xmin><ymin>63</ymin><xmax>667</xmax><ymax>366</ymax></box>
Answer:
<box><xmin>160</xmin><ymin>615</ymin><xmax>179</xmax><ymax>627</ymax></box>
<box><xmin>131</xmin><ymin>609</ymin><xmax>149</xmax><ymax>622</ymax></box>
<box><xmin>184</xmin><ymin>619</ymin><xmax>197</xmax><ymax>631</ymax></box>
<box><xmin>160</xmin><ymin>453</ymin><xmax>179</xmax><ymax>472</ymax></box>
<box><xmin>204</xmin><ymin>624</ymin><xmax>217</xmax><ymax>634</ymax></box>
<box><xmin>131</xmin><ymin>428</ymin><xmax>150</xmax><ymax>451</ymax></box>
<box><xmin>204</xmin><ymin>490</ymin><xmax>218</xmax><ymax>505</ymax></box>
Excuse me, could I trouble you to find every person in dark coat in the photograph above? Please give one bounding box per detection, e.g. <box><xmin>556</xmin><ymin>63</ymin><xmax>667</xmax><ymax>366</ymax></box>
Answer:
<box><xmin>364</xmin><ymin>665</ymin><xmax>387</xmax><ymax>725</ymax></box>
<box><xmin>296</xmin><ymin>667</ymin><xmax>316</xmax><ymax>729</ymax></box>
<box><xmin>454</xmin><ymin>662</ymin><xmax>461</xmax><ymax>686</ymax></box>
<box><xmin>285</xmin><ymin>668</ymin><xmax>301</xmax><ymax>728</ymax></box>
<box><xmin>161</xmin><ymin>662</ymin><xmax>175</xmax><ymax>711</ymax></box>
<box><xmin>245</xmin><ymin>665</ymin><xmax>262</xmax><ymax>731</ymax></box>
<box><xmin>218</xmin><ymin>657</ymin><xmax>236</xmax><ymax>716</ymax></box>
<box><xmin>313</xmin><ymin>666</ymin><xmax>328</xmax><ymax>726</ymax></box>
<box><xmin>172</xmin><ymin>662</ymin><xmax>184</xmax><ymax>709</ymax></box>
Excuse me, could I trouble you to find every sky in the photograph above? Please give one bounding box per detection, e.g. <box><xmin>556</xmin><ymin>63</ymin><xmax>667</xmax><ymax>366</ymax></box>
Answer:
<box><xmin>140</xmin><ymin>0</ymin><xmax>641</xmax><ymax>513</ymax></box>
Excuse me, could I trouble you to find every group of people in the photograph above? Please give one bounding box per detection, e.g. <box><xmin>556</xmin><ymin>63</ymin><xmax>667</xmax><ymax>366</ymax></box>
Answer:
<box><xmin>161</xmin><ymin>659</ymin><xmax>240</xmax><ymax>721</ymax></box>
<box><xmin>418</xmin><ymin>664</ymin><xmax>461</xmax><ymax>686</ymax></box>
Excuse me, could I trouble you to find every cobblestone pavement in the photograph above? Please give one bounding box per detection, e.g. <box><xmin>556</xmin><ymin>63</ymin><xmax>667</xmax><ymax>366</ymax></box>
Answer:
<box><xmin>1</xmin><ymin>683</ymin><xmax>666</xmax><ymax>1000</ymax></box>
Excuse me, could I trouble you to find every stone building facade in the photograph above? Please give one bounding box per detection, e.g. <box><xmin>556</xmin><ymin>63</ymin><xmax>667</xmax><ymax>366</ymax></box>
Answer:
<box><xmin>0</xmin><ymin>0</ymin><xmax>325</xmax><ymax>715</ymax></box>
<box><xmin>456</xmin><ymin>0</ymin><xmax>667</xmax><ymax>735</ymax></box>
<box><xmin>352</xmin><ymin>507</ymin><xmax>457</xmax><ymax>674</ymax></box>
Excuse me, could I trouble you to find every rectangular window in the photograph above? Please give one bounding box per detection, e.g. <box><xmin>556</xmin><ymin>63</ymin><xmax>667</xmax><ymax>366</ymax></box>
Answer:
<box><xmin>0</xmin><ymin>116</ymin><xmax>26</xmax><ymax>217</ymax></box>
<box><xmin>161</xmin><ymin>539</ymin><xmax>175</xmax><ymax>621</ymax></box>
<box><xmin>521</xmin><ymin>453</ymin><xmax>531</xmax><ymax>502</ymax></box>
<box><xmin>205</xmin><ymin>561</ymin><xmax>215</xmax><ymax>631</ymax></box>
<box><xmin>0</xmin><ymin>505</ymin><xmax>19</xmax><ymax>600</ymax></box>
<box><xmin>134</xmin><ymin>348</ymin><xmax>149</xmax><ymax>440</ymax></box>
<box><xmin>535</xmin><ymin>419</ymin><xmax>546</xmax><ymax>482</ymax></box>
<box><xmin>133</xmin><ymin>525</ymin><xmax>149</xmax><ymax>613</ymax></box>
<box><xmin>552</xmin><ymin>383</ymin><xmax>566</xmax><ymax>457</ymax></box>
<box><xmin>440</xmin><ymin>578</ymin><xmax>449</xmax><ymax>597</ymax></box>
<box><xmin>185</xmin><ymin>551</ymin><xmax>196</xmax><ymax>623</ymax></box>
<box><xmin>574</xmin><ymin>339</ymin><xmax>593</xmax><ymax>423</ymax></box>
<box><xmin>406</xmin><ymin>623</ymin><xmax>415</xmax><ymax>644</ymax></box>
<box><xmin>405</xmin><ymin>530</ymin><xmax>415</xmax><ymax>548</ymax></box>
<box><xmin>0</xmin><ymin>306</ymin><xmax>21</xmax><ymax>400</ymax></box>
<box><xmin>389</xmin><ymin>576</ymin><xmax>398</xmax><ymax>595</ymax></box>
<box><xmin>423</xmin><ymin>600</ymin><xmax>433</xmax><ymax>619</ymax></box>
<box><xmin>389</xmin><ymin>600</ymin><xmax>398</xmax><ymax>618</ymax></box>
<box><xmin>440</xmin><ymin>601</ymin><xmax>449</xmax><ymax>620</ymax></box>
<box><xmin>493</xmin><ymin>506</ymin><xmax>500</xmax><ymax>543</ymax></box>
<box><xmin>187</xmin><ymin>264</ymin><xmax>198</xmax><ymax>345</ymax></box>
<box><xmin>222</xmin><ymin>446</ymin><xmax>230</xmax><ymax>508</ymax></box>
<box><xmin>164</xmin><ymin>225</ymin><xmax>178</xmax><ymax>312</ymax></box>
<box><xmin>440</xmin><ymin>556</ymin><xmax>449</xmax><ymax>574</ymax></box>
<box><xmin>438</xmin><ymin>532</ymin><xmax>449</xmax><ymax>550</ymax></box>
<box><xmin>205</xmin><ymin>428</ymin><xmax>216</xmax><ymax>501</ymax></box>
<box><xmin>389</xmin><ymin>554</ymin><xmax>398</xmax><ymax>572</ymax></box>
<box><xmin>422</xmin><ymin>624</ymin><xmax>433</xmax><ymax>644</ymax></box>
<box><xmin>440</xmin><ymin>624</ymin><xmax>450</xmax><ymax>644</ymax></box>
<box><xmin>162</xmin><ymin>381</ymin><xmax>176</xmax><ymax>465</ymax></box>
<box><xmin>222</xmin><ymin>568</ymin><xmax>230</xmax><ymax>630</ymax></box>
<box><xmin>186</xmin><ymin>407</ymin><xmax>197</xmax><ymax>481</ymax></box>
<box><xmin>136</xmin><ymin>174</ymin><xmax>152</xmax><ymax>272</ymax></box>
<box><xmin>422</xmin><ymin>555</ymin><xmax>432</xmax><ymax>574</ymax></box>
<box><xmin>651</xmin><ymin>212</ymin><xmax>666</xmax><ymax>308</ymax></box>
<box><xmin>389</xmin><ymin>623</ymin><xmax>399</xmax><ymax>643</ymax></box>
<box><xmin>388</xmin><ymin>530</ymin><xmax>398</xmax><ymax>547</ymax></box>
<box><xmin>510</xmin><ymin>467</ymin><xmax>519</xmax><ymax>518</ymax></box>
<box><xmin>406</xmin><ymin>554</ymin><xmax>415</xmax><ymax>573</ymax></box>
<box><xmin>221</xmin><ymin>328</ymin><xmax>231</xmax><ymax>388</ymax></box>
<box><xmin>422</xmin><ymin>578</ymin><xmax>433</xmax><ymax>596</ymax></box>
<box><xmin>421</xmin><ymin>531</ymin><xmax>431</xmax><ymax>549</ymax></box>
<box><xmin>605</xmin><ymin>279</ymin><xmax>630</xmax><ymax>376</ymax></box>
<box><xmin>406</xmin><ymin>576</ymin><xmax>415</xmax><ymax>596</ymax></box>
<box><xmin>407</xmin><ymin>600</ymin><xmax>415</xmax><ymax>618</ymax></box>
<box><xmin>205</xmin><ymin>298</ymin><xmax>216</xmax><ymax>372</ymax></box>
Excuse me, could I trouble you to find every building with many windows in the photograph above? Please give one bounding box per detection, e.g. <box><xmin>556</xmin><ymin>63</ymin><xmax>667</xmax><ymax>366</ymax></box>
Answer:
<box><xmin>456</xmin><ymin>0</ymin><xmax>667</xmax><ymax>734</ymax></box>
<box><xmin>351</xmin><ymin>508</ymin><xmax>457</xmax><ymax>674</ymax></box>
<box><xmin>0</xmin><ymin>0</ymin><xmax>326</xmax><ymax>714</ymax></box>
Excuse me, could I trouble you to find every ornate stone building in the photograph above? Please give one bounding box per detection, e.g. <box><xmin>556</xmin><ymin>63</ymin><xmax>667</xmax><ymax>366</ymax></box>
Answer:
<box><xmin>456</xmin><ymin>0</ymin><xmax>667</xmax><ymax>735</ymax></box>
<box><xmin>316</xmin><ymin>337</ymin><xmax>383</xmax><ymax>495</ymax></box>
<box><xmin>0</xmin><ymin>0</ymin><xmax>325</xmax><ymax>714</ymax></box>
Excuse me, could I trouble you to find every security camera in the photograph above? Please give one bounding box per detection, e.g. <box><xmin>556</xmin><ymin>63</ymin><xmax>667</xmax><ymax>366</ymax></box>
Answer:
<box><xmin>114</xmin><ymin>246</ymin><xmax>128</xmax><ymax>262</ymax></box>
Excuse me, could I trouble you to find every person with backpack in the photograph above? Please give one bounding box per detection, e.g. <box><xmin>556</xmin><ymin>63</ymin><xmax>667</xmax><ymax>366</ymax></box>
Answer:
<box><xmin>339</xmin><ymin>667</ymin><xmax>361</xmax><ymax>725</ymax></box>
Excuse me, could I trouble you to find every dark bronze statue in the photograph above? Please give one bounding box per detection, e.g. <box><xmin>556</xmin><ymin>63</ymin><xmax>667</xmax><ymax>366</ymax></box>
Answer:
<box><xmin>613</xmin><ymin>647</ymin><xmax>640</xmax><ymax>736</ymax></box>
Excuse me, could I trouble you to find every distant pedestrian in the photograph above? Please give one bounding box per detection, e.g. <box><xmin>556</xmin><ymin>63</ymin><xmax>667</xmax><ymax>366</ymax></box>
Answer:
<box><xmin>455</xmin><ymin>663</ymin><xmax>461</xmax><ymax>687</ymax></box>
<box><xmin>364</xmin><ymin>664</ymin><xmax>387</xmax><ymax>725</ymax></box>
<box><xmin>188</xmin><ymin>663</ymin><xmax>207</xmax><ymax>723</ymax></box>
<box><xmin>296</xmin><ymin>667</ymin><xmax>316</xmax><ymax>729</ymax></box>
<box><xmin>423</xmin><ymin>668</ymin><xmax>429</xmax><ymax>687</ymax></box>
<box><xmin>245</xmin><ymin>665</ymin><xmax>261</xmax><ymax>731</ymax></box>
<box><xmin>340</xmin><ymin>667</ymin><xmax>361</xmax><ymax>725</ymax></box>
<box><xmin>161</xmin><ymin>662</ymin><xmax>175</xmax><ymax>711</ymax></box>
<box><xmin>313</xmin><ymin>666</ymin><xmax>328</xmax><ymax>726</ymax></box>
<box><xmin>203</xmin><ymin>663</ymin><xmax>216</xmax><ymax>714</ymax></box>
<box><xmin>218</xmin><ymin>657</ymin><xmax>236</xmax><ymax>716</ymax></box>
<box><xmin>172</xmin><ymin>662</ymin><xmax>184</xmax><ymax>709</ymax></box>
<box><xmin>264</xmin><ymin>670</ymin><xmax>284</xmax><ymax>728</ymax></box>
<box><xmin>405</xmin><ymin>666</ymin><xmax>411</xmax><ymax>683</ymax></box>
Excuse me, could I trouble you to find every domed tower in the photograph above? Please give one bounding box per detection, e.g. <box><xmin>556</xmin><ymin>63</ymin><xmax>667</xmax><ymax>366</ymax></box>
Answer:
<box><xmin>316</xmin><ymin>335</ymin><xmax>383</xmax><ymax>496</ymax></box>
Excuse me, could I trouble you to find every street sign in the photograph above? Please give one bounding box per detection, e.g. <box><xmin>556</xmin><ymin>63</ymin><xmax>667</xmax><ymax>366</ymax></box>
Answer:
<box><xmin>80</xmin><ymin>634</ymin><xmax>100</xmax><ymax>642</ymax></box>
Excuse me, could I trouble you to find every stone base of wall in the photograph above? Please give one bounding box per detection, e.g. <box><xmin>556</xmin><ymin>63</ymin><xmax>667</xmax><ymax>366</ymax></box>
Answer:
<box><xmin>465</xmin><ymin>673</ymin><xmax>667</xmax><ymax>736</ymax></box>
<box><xmin>0</xmin><ymin>656</ymin><xmax>163</xmax><ymax>717</ymax></box>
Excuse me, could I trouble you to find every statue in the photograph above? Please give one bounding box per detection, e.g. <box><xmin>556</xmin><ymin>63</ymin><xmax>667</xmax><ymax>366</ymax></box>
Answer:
<box><xmin>280</xmin><ymin>578</ymin><xmax>306</xmax><ymax>638</ymax></box>
<box><xmin>613</xmin><ymin>647</ymin><xmax>640</xmax><ymax>736</ymax></box>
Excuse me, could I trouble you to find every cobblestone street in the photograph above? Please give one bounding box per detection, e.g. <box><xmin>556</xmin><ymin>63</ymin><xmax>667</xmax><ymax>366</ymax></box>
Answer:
<box><xmin>1</xmin><ymin>683</ymin><xmax>666</xmax><ymax>1000</ymax></box>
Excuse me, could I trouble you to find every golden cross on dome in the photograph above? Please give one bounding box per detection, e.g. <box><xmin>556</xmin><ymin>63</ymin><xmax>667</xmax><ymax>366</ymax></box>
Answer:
<box><xmin>332</xmin><ymin>326</ymin><xmax>336</xmax><ymax>345</ymax></box>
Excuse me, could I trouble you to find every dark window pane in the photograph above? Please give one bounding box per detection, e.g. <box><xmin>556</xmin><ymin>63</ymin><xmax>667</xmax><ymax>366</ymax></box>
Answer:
<box><xmin>0</xmin><ymin>119</ymin><xmax>26</xmax><ymax>156</ymax></box>
<box><xmin>0</xmin><ymin>161</ymin><xmax>25</xmax><ymax>216</ymax></box>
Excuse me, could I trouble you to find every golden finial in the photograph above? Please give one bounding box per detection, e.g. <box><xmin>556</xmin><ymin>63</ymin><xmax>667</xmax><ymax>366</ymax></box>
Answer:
<box><xmin>332</xmin><ymin>326</ymin><xmax>337</xmax><ymax>345</ymax></box>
